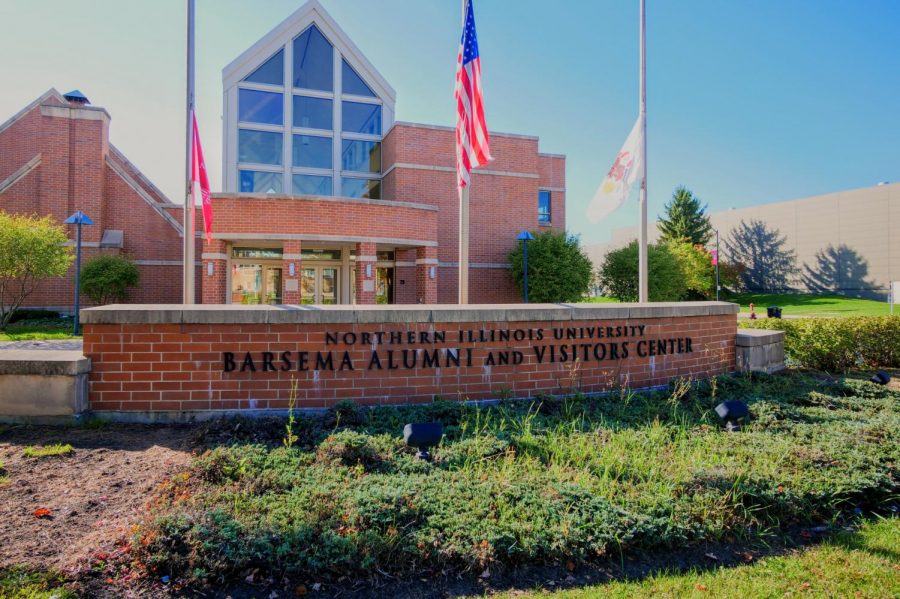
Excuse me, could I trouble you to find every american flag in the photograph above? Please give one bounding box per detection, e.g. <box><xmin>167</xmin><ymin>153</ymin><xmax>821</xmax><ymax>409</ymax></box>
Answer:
<box><xmin>455</xmin><ymin>0</ymin><xmax>492</xmax><ymax>189</ymax></box>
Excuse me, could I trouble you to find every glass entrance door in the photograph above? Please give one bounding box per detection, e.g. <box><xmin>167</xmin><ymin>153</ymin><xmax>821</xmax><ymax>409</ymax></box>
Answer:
<box><xmin>231</xmin><ymin>263</ymin><xmax>283</xmax><ymax>304</ymax></box>
<box><xmin>301</xmin><ymin>266</ymin><xmax>341</xmax><ymax>304</ymax></box>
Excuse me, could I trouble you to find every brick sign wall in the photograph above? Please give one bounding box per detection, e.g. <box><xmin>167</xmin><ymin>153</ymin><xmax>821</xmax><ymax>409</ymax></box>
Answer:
<box><xmin>81</xmin><ymin>303</ymin><xmax>738</xmax><ymax>414</ymax></box>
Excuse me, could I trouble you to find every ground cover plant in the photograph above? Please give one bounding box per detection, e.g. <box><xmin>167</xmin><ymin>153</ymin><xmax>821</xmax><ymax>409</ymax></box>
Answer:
<box><xmin>0</xmin><ymin>316</ymin><xmax>75</xmax><ymax>342</ymax></box>
<box><xmin>486</xmin><ymin>517</ymin><xmax>899</xmax><ymax>598</ymax></box>
<box><xmin>129</xmin><ymin>370</ymin><xmax>899</xmax><ymax>591</ymax></box>
<box><xmin>22</xmin><ymin>444</ymin><xmax>73</xmax><ymax>459</ymax></box>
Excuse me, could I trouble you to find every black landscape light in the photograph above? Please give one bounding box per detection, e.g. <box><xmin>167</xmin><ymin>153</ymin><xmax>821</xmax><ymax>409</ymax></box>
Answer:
<box><xmin>403</xmin><ymin>422</ymin><xmax>443</xmax><ymax>461</ymax></box>
<box><xmin>715</xmin><ymin>400</ymin><xmax>749</xmax><ymax>432</ymax></box>
<box><xmin>870</xmin><ymin>371</ymin><xmax>891</xmax><ymax>386</ymax></box>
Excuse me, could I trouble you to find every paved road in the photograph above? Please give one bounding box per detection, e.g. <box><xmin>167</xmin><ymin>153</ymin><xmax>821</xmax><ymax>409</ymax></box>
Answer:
<box><xmin>0</xmin><ymin>339</ymin><xmax>84</xmax><ymax>351</ymax></box>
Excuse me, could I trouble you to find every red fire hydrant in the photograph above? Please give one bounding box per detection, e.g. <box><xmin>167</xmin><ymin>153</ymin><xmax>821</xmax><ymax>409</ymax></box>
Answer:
<box><xmin>749</xmin><ymin>302</ymin><xmax>757</xmax><ymax>320</ymax></box>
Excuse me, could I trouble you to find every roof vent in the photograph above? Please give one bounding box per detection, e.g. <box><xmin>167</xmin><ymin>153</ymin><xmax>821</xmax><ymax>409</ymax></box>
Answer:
<box><xmin>63</xmin><ymin>90</ymin><xmax>90</xmax><ymax>105</ymax></box>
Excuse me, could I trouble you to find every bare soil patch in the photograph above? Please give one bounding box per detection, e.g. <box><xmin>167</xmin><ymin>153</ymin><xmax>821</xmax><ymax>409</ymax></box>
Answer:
<box><xmin>0</xmin><ymin>423</ymin><xmax>196</xmax><ymax>572</ymax></box>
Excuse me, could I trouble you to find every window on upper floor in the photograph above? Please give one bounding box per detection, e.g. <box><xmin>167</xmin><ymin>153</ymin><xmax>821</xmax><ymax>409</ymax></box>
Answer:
<box><xmin>539</xmin><ymin>190</ymin><xmax>551</xmax><ymax>224</ymax></box>
<box><xmin>342</xmin><ymin>59</ymin><xmax>375</xmax><ymax>97</ymax></box>
<box><xmin>239</xmin><ymin>89</ymin><xmax>283</xmax><ymax>125</ymax></box>
<box><xmin>293</xmin><ymin>25</ymin><xmax>333</xmax><ymax>91</ymax></box>
<box><xmin>243</xmin><ymin>49</ymin><xmax>284</xmax><ymax>86</ymax></box>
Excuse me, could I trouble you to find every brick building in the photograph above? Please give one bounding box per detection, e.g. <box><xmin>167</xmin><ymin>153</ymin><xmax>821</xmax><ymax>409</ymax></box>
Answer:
<box><xmin>2</xmin><ymin>0</ymin><xmax>565</xmax><ymax>310</ymax></box>
<box><xmin>0</xmin><ymin>88</ymin><xmax>199</xmax><ymax>311</ymax></box>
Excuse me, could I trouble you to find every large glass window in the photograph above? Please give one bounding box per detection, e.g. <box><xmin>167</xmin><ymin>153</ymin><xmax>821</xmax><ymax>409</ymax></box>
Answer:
<box><xmin>243</xmin><ymin>49</ymin><xmax>284</xmax><ymax>85</ymax></box>
<box><xmin>239</xmin><ymin>89</ymin><xmax>283</xmax><ymax>125</ymax></box>
<box><xmin>293</xmin><ymin>95</ymin><xmax>332</xmax><ymax>130</ymax></box>
<box><xmin>342</xmin><ymin>101</ymin><xmax>381</xmax><ymax>135</ymax></box>
<box><xmin>341</xmin><ymin>140</ymin><xmax>381</xmax><ymax>173</ymax></box>
<box><xmin>342</xmin><ymin>177</ymin><xmax>380</xmax><ymax>199</ymax></box>
<box><xmin>293</xmin><ymin>25</ymin><xmax>333</xmax><ymax>91</ymax></box>
<box><xmin>341</xmin><ymin>59</ymin><xmax>375</xmax><ymax>97</ymax></box>
<box><xmin>292</xmin><ymin>134</ymin><xmax>332</xmax><ymax>169</ymax></box>
<box><xmin>239</xmin><ymin>170</ymin><xmax>283</xmax><ymax>193</ymax></box>
<box><xmin>239</xmin><ymin>129</ymin><xmax>283</xmax><ymax>165</ymax></box>
<box><xmin>293</xmin><ymin>174</ymin><xmax>333</xmax><ymax>196</ymax></box>
<box><xmin>538</xmin><ymin>190</ymin><xmax>551</xmax><ymax>224</ymax></box>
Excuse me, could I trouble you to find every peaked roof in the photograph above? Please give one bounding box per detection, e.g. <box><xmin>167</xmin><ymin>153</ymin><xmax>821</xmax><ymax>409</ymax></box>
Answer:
<box><xmin>222</xmin><ymin>0</ymin><xmax>396</xmax><ymax>103</ymax></box>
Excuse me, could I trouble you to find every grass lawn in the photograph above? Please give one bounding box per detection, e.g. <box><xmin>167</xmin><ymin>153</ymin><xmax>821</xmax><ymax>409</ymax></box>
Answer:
<box><xmin>129</xmin><ymin>370</ymin><xmax>899</xmax><ymax>591</ymax></box>
<box><xmin>724</xmin><ymin>292</ymin><xmax>891</xmax><ymax>318</ymax></box>
<box><xmin>487</xmin><ymin>517</ymin><xmax>899</xmax><ymax>598</ymax></box>
<box><xmin>0</xmin><ymin>318</ymin><xmax>77</xmax><ymax>342</ymax></box>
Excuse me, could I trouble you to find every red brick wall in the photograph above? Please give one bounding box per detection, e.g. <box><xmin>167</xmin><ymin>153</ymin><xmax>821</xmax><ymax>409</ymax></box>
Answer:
<box><xmin>83</xmin><ymin>312</ymin><xmax>735</xmax><ymax>412</ymax></box>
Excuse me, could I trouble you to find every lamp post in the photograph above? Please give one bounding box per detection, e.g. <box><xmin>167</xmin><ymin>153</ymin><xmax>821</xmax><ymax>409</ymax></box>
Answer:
<box><xmin>64</xmin><ymin>211</ymin><xmax>94</xmax><ymax>335</ymax></box>
<box><xmin>517</xmin><ymin>231</ymin><xmax>535</xmax><ymax>303</ymax></box>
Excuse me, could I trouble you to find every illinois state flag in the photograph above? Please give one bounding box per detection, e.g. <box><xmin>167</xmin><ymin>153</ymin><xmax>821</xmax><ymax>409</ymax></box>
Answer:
<box><xmin>191</xmin><ymin>113</ymin><xmax>212</xmax><ymax>242</ymax></box>
<box><xmin>587</xmin><ymin>117</ymin><xmax>643</xmax><ymax>224</ymax></box>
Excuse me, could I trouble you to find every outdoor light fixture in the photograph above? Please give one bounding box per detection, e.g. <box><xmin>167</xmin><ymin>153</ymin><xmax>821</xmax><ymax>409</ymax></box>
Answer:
<box><xmin>429</xmin><ymin>266</ymin><xmax>436</xmax><ymax>279</ymax></box>
<box><xmin>715</xmin><ymin>400</ymin><xmax>749</xmax><ymax>432</ymax></box>
<box><xmin>207</xmin><ymin>262</ymin><xmax>214</xmax><ymax>277</ymax></box>
<box><xmin>63</xmin><ymin>210</ymin><xmax>94</xmax><ymax>336</ymax></box>
<box><xmin>403</xmin><ymin>422</ymin><xmax>443</xmax><ymax>461</ymax></box>
<box><xmin>289</xmin><ymin>262</ymin><xmax>295</xmax><ymax>277</ymax></box>
<box><xmin>366</xmin><ymin>263</ymin><xmax>372</xmax><ymax>278</ymax></box>
<box><xmin>517</xmin><ymin>231</ymin><xmax>535</xmax><ymax>303</ymax></box>
<box><xmin>871</xmin><ymin>371</ymin><xmax>891</xmax><ymax>386</ymax></box>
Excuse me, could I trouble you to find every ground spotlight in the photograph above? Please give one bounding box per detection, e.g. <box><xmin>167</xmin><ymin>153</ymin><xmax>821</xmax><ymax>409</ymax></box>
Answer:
<box><xmin>715</xmin><ymin>400</ymin><xmax>749</xmax><ymax>432</ymax></box>
<box><xmin>870</xmin><ymin>371</ymin><xmax>890</xmax><ymax>386</ymax></box>
<box><xmin>403</xmin><ymin>422</ymin><xmax>443</xmax><ymax>461</ymax></box>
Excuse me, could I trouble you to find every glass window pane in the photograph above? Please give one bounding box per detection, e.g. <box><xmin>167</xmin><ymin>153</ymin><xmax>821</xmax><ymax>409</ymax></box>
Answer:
<box><xmin>301</xmin><ymin>249</ymin><xmax>342</xmax><ymax>260</ymax></box>
<box><xmin>292</xmin><ymin>134</ymin><xmax>332</xmax><ymax>169</ymax></box>
<box><xmin>342</xmin><ymin>59</ymin><xmax>375</xmax><ymax>97</ymax></box>
<box><xmin>243</xmin><ymin>49</ymin><xmax>284</xmax><ymax>85</ymax></box>
<box><xmin>239</xmin><ymin>170</ymin><xmax>283</xmax><ymax>193</ymax></box>
<box><xmin>239</xmin><ymin>129</ymin><xmax>283</xmax><ymax>166</ymax></box>
<box><xmin>539</xmin><ymin>190</ymin><xmax>551</xmax><ymax>223</ymax></box>
<box><xmin>342</xmin><ymin>177</ymin><xmax>381</xmax><ymax>199</ymax></box>
<box><xmin>239</xmin><ymin>89</ymin><xmax>283</xmax><ymax>125</ymax></box>
<box><xmin>341</xmin><ymin>140</ymin><xmax>381</xmax><ymax>173</ymax></box>
<box><xmin>293</xmin><ymin>95</ymin><xmax>332</xmax><ymax>130</ymax></box>
<box><xmin>232</xmin><ymin>264</ymin><xmax>262</xmax><ymax>304</ymax></box>
<box><xmin>342</xmin><ymin>101</ymin><xmax>381</xmax><ymax>135</ymax></box>
<box><xmin>293</xmin><ymin>25</ymin><xmax>333</xmax><ymax>91</ymax></box>
<box><xmin>232</xmin><ymin>247</ymin><xmax>284</xmax><ymax>259</ymax></box>
<box><xmin>292</xmin><ymin>174</ymin><xmax>333</xmax><ymax>196</ymax></box>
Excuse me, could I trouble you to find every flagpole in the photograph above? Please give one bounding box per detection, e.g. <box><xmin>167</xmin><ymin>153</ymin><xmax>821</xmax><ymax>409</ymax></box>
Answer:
<box><xmin>458</xmin><ymin>0</ymin><xmax>470</xmax><ymax>305</ymax></box>
<box><xmin>183</xmin><ymin>0</ymin><xmax>196</xmax><ymax>304</ymax></box>
<box><xmin>637</xmin><ymin>0</ymin><xmax>649</xmax><ymax>303</ymax></box>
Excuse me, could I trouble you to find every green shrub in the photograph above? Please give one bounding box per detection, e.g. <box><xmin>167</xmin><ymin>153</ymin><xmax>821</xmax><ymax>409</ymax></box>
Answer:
<box><xmin>741</xmin><ymin>316</ymin><xmax>900</xmax><ymax>371</ymax></box>
<box><xmin>597</xmin><ymin>240</ymin><xmax>686</xmax><ymax>301</ymax></box>
<box><xmin>7</xmin><ymin>309</ymin><xmax>60</xmax><ymax>323</ymax></box>
<box><xmin>507</xmin><ymin>230</ymin><xmax>593</xmax><ymax>303</ymax></box>
<box><xmin>79</xmin><ymin>254</ymin><xmax>140</xmax><ymax>305</ymax></box>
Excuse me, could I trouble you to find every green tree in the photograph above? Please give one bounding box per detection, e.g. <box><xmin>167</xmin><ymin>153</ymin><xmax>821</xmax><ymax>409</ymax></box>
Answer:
<box><xmin>0</xmin><ymin>211</ymin><xmax>74</xmax><ymax>329</ymax></box>
<box><xmin>79</xmin><ymin>254</ymin><xmax>141</xmax><ymax>305</ymax></box>
<box><xmin>508</xmin><ymin>230</ymin><xmax>593</xmax><ymax>303</ymax></box>
<box><xmin>658</xmin><ymin>186</ymin><xmax>714</xmax><ymax>245</ymax></box>
<box><xmin>597</xmin><ymin>241</ymin><xmax>687</xmax><ymax>302</ymax></box>
<box><xmin>666</xmin><ymin>241</ymin><xmax>715</xmax><ymax>299</ymax></box>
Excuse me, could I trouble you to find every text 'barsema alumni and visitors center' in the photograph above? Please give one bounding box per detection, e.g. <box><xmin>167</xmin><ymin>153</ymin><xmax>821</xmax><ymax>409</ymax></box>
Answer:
<box><xmin>0</xmin><ymin>0</ymin><xmax>565</xmax><ymax>310</ymax></box>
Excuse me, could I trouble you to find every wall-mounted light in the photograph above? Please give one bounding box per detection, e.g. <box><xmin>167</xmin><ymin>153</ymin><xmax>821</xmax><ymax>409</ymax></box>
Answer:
<box><xmin>429</xmin><ymin>266</ymin><xmax>436</xmax><ymax>279</ymax></box>
<box><xmin>289</xmin><ymin>262</ymin><xmax>295</xmax><ymax>277</ymax></box>
<box><xmin>366</xmin><ymin>263</ymin><xmax>372</xmax><ymax>278</ymax></box>
<box><xmin>207</xmin><ymin>262</ymin><xmax>214</xmax><ymax>277</ymax></box>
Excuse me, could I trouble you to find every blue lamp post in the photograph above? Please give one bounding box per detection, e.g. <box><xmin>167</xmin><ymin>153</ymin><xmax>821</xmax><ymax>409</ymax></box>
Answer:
<box><xmin>64</xmin><ymin>210</ymin><xmax>94</xmax><ymax>335</ymax></box>
<box><xmin>517</xmin><ymin>231</ymin><xmax>535</xmax><ymax>303</ymax></box>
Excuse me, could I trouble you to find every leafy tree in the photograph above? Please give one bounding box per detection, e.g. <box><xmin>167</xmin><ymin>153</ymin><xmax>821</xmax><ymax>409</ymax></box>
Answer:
<box><xmin>724</xmin><ymin>219</ymin><xmax>797</xmax><ymax>291</ymax></box>
<box><xmin>666</xmin><ymin>241</ymin><xmax>715</xmax><ymax>299</ymax></box>
<box><xmin>597</xmin><ymin>240</ymin><xmax>687</xmax><ymax>302</ymax></box>
<box><xmin>0</xmin><ymin>211</ymin><xmax>74</xmax><ymax>329</ymax></box>
<box><xmin>80</xmin><ymin>254</ymin><xmax>140</xmax><ymax>305</ymax></box>
<box><xmin>658</xmin><ymin>186</ymin><xmax>714</xmax><ymax>245</ymax></box>
<box><xmin>508</xmin><ymin>230</ymin><xmax>593</xmax><ymax>303</ymax></box>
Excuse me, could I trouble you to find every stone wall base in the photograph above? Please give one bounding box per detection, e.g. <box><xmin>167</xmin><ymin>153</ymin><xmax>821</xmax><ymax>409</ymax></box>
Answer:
<box><xmin>736</xmin><ymin>329</ymin><xmax>786</xmax><ymax>374</ymax></box>
<box><xmin>0</xmin><ymin>351</ymin><xmax>90</xmax><ymax>421</ymax></box>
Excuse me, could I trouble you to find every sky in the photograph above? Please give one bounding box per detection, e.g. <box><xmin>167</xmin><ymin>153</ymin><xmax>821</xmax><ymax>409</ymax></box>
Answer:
<box><xmin>1</xmin><ymin>0</ymin><xmax>898</xmax><ymax>246</ymax></box>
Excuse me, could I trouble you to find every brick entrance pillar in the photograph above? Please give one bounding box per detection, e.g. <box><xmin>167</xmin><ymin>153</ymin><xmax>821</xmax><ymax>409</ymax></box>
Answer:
<box><xmin>416</xmin><ymin>246</ymin><xmax>438</xmax><ymax>304</ymax></box>
<box><xmin>282</xmin><ymin>240</ymin><xmax>302</xmax><ymax>304</ymax></box>
<box><xmin>355</xmin><ymin>241</ymin><xmax>377</xmax><ymax>304</ymax></box>
<box><xmin>201</xmin><ymin>239</ymin><xmax>228</xmax><ymax>305</ymax></box>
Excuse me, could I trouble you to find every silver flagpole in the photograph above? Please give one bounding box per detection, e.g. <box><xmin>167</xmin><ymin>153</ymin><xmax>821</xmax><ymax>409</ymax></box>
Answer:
<box><xmin>637</xmin><ymin>0</ymin><xmax>649</xmax><ymax>303</ymax></box>
<box><xmin>458</xmin><ymin>0</ymin><xmax>470</xmax><ymax>305</ymax></box>
<box><xmin>183</xmin><ymin>0</ymin><xmax>196</xmax><ymax>304</ymax></box>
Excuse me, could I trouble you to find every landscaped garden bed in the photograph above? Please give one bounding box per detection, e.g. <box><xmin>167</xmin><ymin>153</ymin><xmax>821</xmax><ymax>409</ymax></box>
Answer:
<box><xmin>0</xmin><ymin>369</ymin><xmax>897</xmax><ymax>597</ymax></box>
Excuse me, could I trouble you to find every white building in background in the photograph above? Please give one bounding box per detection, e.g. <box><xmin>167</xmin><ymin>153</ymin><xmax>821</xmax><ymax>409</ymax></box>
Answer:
<box><xmin>586</xmin><ymin>182</ymin><xmax>900</xmax><ymax>299</ymax></box>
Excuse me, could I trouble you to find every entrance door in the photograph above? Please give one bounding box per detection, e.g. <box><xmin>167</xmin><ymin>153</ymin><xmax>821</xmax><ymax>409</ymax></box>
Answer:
<box><xmin>376</xmin><ymin>267</ymin><xmax>394</xmax><ymax>304</ymax></box>
<box><xmin>231</xmin><ymin>263</ymin><xmax>283</xmax><ymax>304</ymax></box>
<box><xmin>301</xmin><ymin>266</ymin><xmax>341</xmax><ymax>304</ymax></box>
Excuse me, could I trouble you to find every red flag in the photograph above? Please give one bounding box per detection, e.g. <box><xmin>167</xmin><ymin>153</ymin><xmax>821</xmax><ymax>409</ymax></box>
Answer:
<box><xmin>191</xmin><ymin>113</ymin><xmax>212</xmax><ymax>242</ymax></box>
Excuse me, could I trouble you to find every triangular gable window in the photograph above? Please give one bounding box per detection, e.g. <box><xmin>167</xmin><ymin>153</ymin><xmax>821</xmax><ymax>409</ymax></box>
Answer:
<box><xmin>293</xmin><ymin>25</ymin><xmax>333</xmax><ymax>92</ymax></box>
<box><xmin>243</xmin><ymin>49</ymin><xmax>284</xmax><ymax>86</ymax></box>
<box><xmin>342</xmin><ymin>59</ymin><xmax>375</xmax><ymax>97</ymax></box>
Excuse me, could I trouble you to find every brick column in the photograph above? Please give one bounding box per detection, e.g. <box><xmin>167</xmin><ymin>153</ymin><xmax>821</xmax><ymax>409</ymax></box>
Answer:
<box><xmin>355</xmin><ymin>241</ymin><xmax>377</xmax><ymax>305</ymax></box>
<box><xmin>201</xmin><ymin>239</ymin><xmax>228</xmax><ymax>305</ymax></box>
<box><xmin>282</xmin><ymin>240</ymin><xmax>302</xmax><ymax>304</ymax></box>
<box><xmin>416</xmin><ymin>246</ymin><xmax>438</xmax><ymax>304</ymax></box>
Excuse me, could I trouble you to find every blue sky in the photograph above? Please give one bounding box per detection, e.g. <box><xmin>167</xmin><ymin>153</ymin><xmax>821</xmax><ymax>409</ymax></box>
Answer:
<box><xmin>1</xmin><ymin>0</ymin><xmax>897</xmax><ymax>245</ymax></box>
